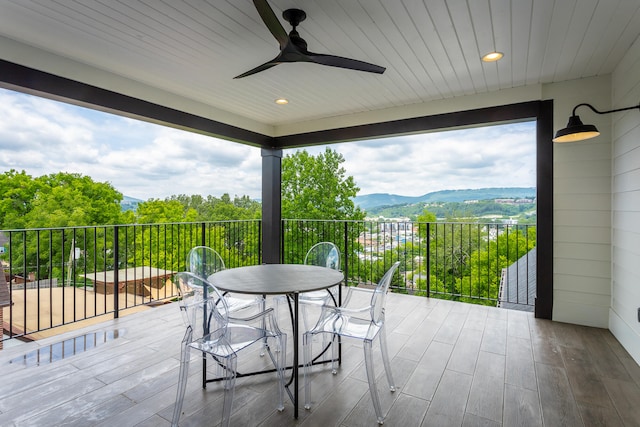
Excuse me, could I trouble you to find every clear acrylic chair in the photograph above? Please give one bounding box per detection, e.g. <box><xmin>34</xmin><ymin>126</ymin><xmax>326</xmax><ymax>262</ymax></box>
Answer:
<box><xmin>303</xmin><ymin>261</ymin><xmax>400</xmax><ymax>425</ymax></box>
<box><xmin>301</xmin><ymin>242</ymin><xmax>341</xmax><ymax>296</ymax></box>
<box><xmin>188</xmin><ymin>246</ymin><xmax>264</xmax><ymax>313</ymax></box>
<box><xmin>299</xmin><ymin>242</ymin><xmax>341</xmax><ymax>326</ymax></box>
<box><xmin>275</xmin><ymin>242</ymin><xmax>341</xmax><ymax>330</ymax></box>
<box><xmin>171</xmin><ymin>272</ymin><xmax>286</xmax><ymax>427</ymax></box>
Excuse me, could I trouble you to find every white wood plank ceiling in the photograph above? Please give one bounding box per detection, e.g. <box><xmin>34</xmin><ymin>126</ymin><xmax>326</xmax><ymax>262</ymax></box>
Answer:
<box><xmin>0</xmin><ymin>0</ymin><xmax>638</xmax><ymax>131</ymax></box>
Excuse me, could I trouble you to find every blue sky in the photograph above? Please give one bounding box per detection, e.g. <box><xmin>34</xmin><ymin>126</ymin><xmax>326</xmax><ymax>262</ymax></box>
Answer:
<box><xmin>0</xmin><ymin>87</ymin><xmax>536</xmax><ymax>200</ymax></box>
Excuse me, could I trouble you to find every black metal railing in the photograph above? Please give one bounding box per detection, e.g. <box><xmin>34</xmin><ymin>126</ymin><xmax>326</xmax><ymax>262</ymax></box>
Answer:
<box><xmin>282</xmin><ymin>219</ymin><xmax>536</xmax><ymax>307</ymax></box>
<box><xmin>1</xmin><ymin>221</ymin><xmax>261</xmax><ymax>343</ymax></box>
<box><xmin>2</xmin><ymin>219</ymin><xmax>535</xmax><ymax>345</ymax></box>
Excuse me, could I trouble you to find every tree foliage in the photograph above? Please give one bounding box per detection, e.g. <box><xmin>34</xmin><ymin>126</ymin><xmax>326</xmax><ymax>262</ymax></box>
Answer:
<box><xmin>0</xmin><ymin>169</ymin><xmax>42</xmax><ymax>229</ymax></box>
<box><xmin>416</xmin><ymin>208</ymin><xmax>437</xmax><ymax>240</ymax></box>
<box><xmin>0</xmin><ymin>170</ymin><xmax>125</xmax><ymax>229</ymax></box>
<box><xmin>368</xmin><ymin>199</ymin><xmax>536</xmax><ymax>223</ymax></box>
<box><xmin>0</xmin><ymin>170</ymin><xmax>127</xmax><ymax>281</ymax></box>
<box><xmin>281</xmin><ymin>149</ymin><xmax>366</xmax><ymax>268</ymax></box>
<box><xmin>282</xmin><ymin>148</ymin><xmax>364</xmax><ymax>221</ymax></box>
<box><xmin>136</xmin><ymin>199</ymin><xmax>198</xmax><ymax>224</ymax></box>
<box><xmin>28</xmin><ymin>173</ymin><xmax>124</xmax><ymax>228</ymax></box>
<box><xmin>164</xmin><ymin>194</ymin><xmax>261</xmax><ymax>221</ymax></box>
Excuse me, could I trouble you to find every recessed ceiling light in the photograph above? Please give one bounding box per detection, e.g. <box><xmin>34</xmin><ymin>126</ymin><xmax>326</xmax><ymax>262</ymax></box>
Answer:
<box><xmin>482</xmin><ymin>51</ymin><xmax>503</xmax><ymax>62</ymax></box>
<box><xmin>275</xmin><ymin>98</ymin><xmax>289</xmax><ymax>105</ymax></box>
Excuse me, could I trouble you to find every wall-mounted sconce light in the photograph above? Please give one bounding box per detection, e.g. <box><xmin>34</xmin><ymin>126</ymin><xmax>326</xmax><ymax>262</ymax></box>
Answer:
<box><xmin>553</xmin><ymin>102</ymin><xmax>640</xmax><ymax>143</ymax></box>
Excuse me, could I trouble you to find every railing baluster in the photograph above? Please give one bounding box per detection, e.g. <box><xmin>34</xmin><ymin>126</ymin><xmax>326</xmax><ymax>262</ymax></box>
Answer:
<box><xmin>114</xmin><ymin>226</ymin><xmax>119</xmax><ymax>318</ymax></box>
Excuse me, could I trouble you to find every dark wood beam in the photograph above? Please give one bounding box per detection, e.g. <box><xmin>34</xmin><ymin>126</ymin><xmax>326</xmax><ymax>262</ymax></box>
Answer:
<box><xmin>274</xmin><ymin>101</ymin><xmax>545</xmax><ymax>147</ymax></box>
<box><xmin>535</xmin><ymin>99</ymin><xmax>554</xmax><ymax>320</ymax></box>
<box><xmin>0</xmin><ymin>59</ymin><xmax>274</xmax><ymax>148</ymax></box>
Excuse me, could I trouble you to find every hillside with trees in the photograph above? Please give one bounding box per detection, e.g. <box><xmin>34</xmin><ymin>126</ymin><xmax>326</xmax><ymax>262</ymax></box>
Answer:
<box><xmin>353</xmin><ymin>187</ymin><xmax>536</xmax><ymax>210</ymax></box>
<box><xmin>367</xmin><ymin>199</ymin><xmax>536</xmax><ymax>222</ymax></box>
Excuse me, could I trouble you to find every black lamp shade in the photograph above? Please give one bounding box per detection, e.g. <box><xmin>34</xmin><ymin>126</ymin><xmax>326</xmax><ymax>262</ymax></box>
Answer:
<box><xmin>553</xmin><ymin>115</ymin><xmax>600</xmax><ymax>143</ymax></box>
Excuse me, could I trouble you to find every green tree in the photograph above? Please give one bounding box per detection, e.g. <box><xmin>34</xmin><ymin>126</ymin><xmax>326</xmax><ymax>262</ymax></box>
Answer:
<box><xmin>210</xmin><ymin>194</ymin><xmax>261</xmax><ymax>220</ymax></box>
<box><xmin>281</xmin><ymin>148</ymin><xmax>365</xmax><ymax>272</ymax></box>
<box><xmin>24</xmin><ymin>172</ymin><xmax>124</xmax><ymax>228</ymax></box>
<box><xmin>416</xmin><ymin>208</ymin><xmax>437</xmax><ymax>240</ymax></box>
<box><xmin>168</xmin><ymin>194</ymin><xmax>208</xmax><ymax>217</ymax></box>
<box><xmin>282</xmin><ymin>148</ymin><xmax>364</xmax><ymax>221</ymax></box>
<box><xmin>166</xmin><ymin>193</ymin><xmax>261</xmax><ymax>221</ymax></box>
<box><xmin>417</xmin><ymin>209</ymin><xmax>437</xmax><ymax>223</ymax></box>
<box><xmin>136</xmin><ymin>199</ymin><xmax>197</xmax><ymax>223</ymax></box>
<box><xmin>0</xmin><ymin>171</ymin><xmax>126</xmax><ymax>282</ymax></box>
<box><xmin>0</xmin><ymin>169</ymin><xmax>43</xmax><ymax>229</ymax></box>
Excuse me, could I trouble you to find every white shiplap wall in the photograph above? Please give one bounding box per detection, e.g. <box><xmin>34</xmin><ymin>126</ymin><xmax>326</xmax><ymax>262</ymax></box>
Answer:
<box><xmin>610</xmin><ymin>35</ymin><xmax>640</xmax><ymax>365</ymax></box>
<box><xmin>545</xmin><ymin>75</ymin><xmax>612</xmax><ymax>329</ymax></box>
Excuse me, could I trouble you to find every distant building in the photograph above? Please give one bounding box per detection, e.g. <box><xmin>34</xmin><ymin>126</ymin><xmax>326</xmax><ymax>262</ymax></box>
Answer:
<box><xmin>494</xmin><ymin>198</ymin><xmax>515</xmax><ymax>204</ymax></box>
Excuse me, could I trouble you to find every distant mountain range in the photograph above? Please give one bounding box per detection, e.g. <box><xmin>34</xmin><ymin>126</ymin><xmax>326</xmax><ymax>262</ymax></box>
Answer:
<box><xmin>120</xmin><ymin>195</ymin><xmax>143</xmax><ymax>211</ymax></box>
<box><xmin>121</xmin><ymin>187</ymin><xmax>536</xmax><ymax>213</ymax></box>
<box><xmin>353</xmin><ymin>187</ymin><xmax>536</xmax><ymax>210</ymax></box>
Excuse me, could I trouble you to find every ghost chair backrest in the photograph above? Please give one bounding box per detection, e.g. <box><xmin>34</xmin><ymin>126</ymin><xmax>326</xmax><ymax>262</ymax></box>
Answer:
<box><xmin>188</xmin><ymin>246</ymin><xmax>225</xmax><ymax>279</ymax></box>
<box><xmin>173</xmin><ymin>271</ymin><xmax>229</xmax><ymax>339</ymax></box>
<box><xmin>304</xmin><ymin>242</ymin><xmax>341</xmax><ymax>270</ymax></box>
<box><xmin>370</xmin><ymin>262</ymin><xmax>400</xmax><ymax>325</ymax></box>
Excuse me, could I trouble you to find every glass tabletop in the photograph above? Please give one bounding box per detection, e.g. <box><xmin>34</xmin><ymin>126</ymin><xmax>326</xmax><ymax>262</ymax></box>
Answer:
<box><xmin>208</xmin><ymin>264</ymin><xmax>343</xmax><ymax>295</ymax></box>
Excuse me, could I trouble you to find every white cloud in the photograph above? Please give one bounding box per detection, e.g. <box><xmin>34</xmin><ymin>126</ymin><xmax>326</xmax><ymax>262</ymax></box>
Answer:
<box><xmin>288</xmin><ymin>121</ymin><xmax>536</xmax><ymax>196</ymax></box>
<box><xmin>0</xmin><ymin>88</ymin><xmax>536</xmax><ymax>201</ymax></box>
<box><xmin>0</xmin><ymin>89</ymin><xmax>264</xmax><ymax>200</ymax></box>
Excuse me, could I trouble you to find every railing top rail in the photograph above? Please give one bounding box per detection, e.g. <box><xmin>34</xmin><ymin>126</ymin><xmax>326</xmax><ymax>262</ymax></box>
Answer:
<box><xmin>0</xmin><ymin>219</ymin><xmax>261</xmax><ymax>233</ymax></box>
<box><xmin>1</xmin><ymin>219</ymin><xmax>533</xmax><ymax>233</ymax></box>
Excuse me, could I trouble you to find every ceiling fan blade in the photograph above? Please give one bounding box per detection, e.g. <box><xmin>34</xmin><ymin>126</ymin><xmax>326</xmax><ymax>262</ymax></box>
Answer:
<box><xmin>234</xmin><ymin>58</ymin><xmax>279</xmax><ymax>79</ymax></box>
<box><xmin>306</xmin><ymin>52</ymin><xmax>386</xmax><ymax>74</ymax></box>
<box><xmin>238</xmin><ymin>5</ymin><xmax>386</xmax><ymax>79</ymax></box>
<box><xmin>252</xmin><ymin>0</ymin><xmax>288</xmax><ymax>48</ymax></box>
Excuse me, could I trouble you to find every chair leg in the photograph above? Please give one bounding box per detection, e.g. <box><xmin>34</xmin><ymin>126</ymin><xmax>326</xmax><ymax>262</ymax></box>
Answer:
<box><xmin>321</xmin><ymin>325</ymin><xmax>332</xmax><ymax>360</ymax></box>
<box><xmin>331</xmin><ymin>333</ymin><xmax>339</xmax><ymax>374</ymax></box>
<box><xmin>303</xmin><ymin>331</ymin><xmax>313</xmax><ymax>410</ymax></box>
<box><xmin>220</xmin><ymin>354</ymin><xmax>237</xmax><ymax>427</ymax></box>
<box><xmin>363</xmin><ymin>339</ymin><xmax>385</xmax><ymax>425</ymax></box>
<box><xmin>172</xmin><ymin>329</ymin><xmax>192</xmax><ymax>427</ymax></box>
<box><xmin>302</xmin><ymin>305</ymin><xmax>333</xmax><ymax>365</ymax></box>
<box><xmin>270</xmin><ymin>296</ymin><xmax>286</xmax><ymax>353</ymax></box>
<box><xmin>260</xmin><ymin>297</ymin><xmax>267</xmax><ymax>356</ymax></box>
<box><xmin>301</xmin><ymin>303</ymin><xmax>311</xmax><ymax>332</ymax></box>
<box><xmin>379</xmin><ymin>326</ymin><xmax>396</xmax><ymax>392</ymax></box>
<box><xmin>275</xmin><ymin>333</ymin><xmax>287</xmax><ymax>411</ymax></box>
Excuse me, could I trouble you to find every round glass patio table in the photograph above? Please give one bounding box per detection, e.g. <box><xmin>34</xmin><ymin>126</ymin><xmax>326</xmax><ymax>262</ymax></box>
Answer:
<box><xmin>208</xmin><ymin>263</ymin><xmax>344</xmax><ymax>419</ymax></box>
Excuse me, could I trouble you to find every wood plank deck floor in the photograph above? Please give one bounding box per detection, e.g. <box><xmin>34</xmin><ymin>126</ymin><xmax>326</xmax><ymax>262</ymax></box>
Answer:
<box><xmin>1</xmin><ymin>291</ymin><xmax>639</xmax><ymax>426</ymax></box>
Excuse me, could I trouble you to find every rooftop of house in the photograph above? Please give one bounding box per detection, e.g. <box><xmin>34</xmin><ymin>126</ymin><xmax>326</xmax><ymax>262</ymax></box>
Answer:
<box><xmin>499</xmin><ymin>247</ymin><xmax>537</xmax><ymax>312</ymax></box>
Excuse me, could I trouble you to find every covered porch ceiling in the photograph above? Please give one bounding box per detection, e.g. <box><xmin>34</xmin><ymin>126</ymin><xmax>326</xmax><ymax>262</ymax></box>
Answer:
<box><xmin>0</xmin><ymin>0</ymin><xmax>639</xmax><ymax>147</ymax></box>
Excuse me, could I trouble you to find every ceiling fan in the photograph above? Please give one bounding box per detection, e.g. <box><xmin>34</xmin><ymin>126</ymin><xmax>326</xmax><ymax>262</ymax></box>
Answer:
<box><xmin>234</xmin><ymin>0</ymin><xmax>386</xmax><ymax>79</ymax></box>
